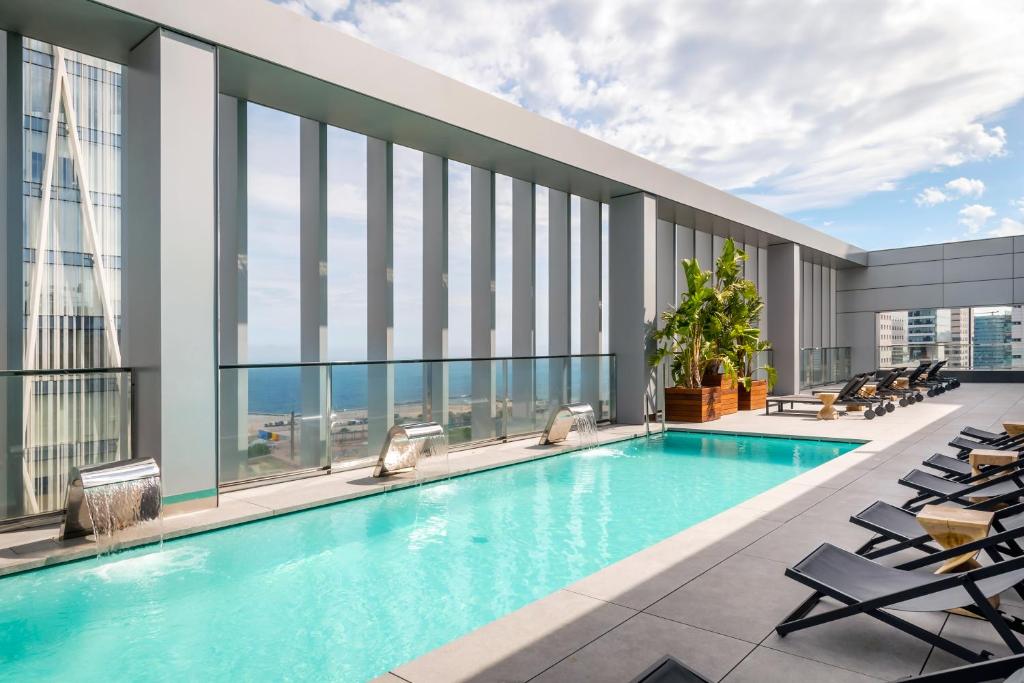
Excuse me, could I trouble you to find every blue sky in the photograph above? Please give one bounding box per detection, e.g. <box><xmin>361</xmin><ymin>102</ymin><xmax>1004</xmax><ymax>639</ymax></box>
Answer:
<box><xmin>789</xmin><ymin>101</ymin><xmax>1024</xmax><ymax>249</ymax></box>
<box><xmin>249</xmin><ymin>0</ymin><xmax>1024</xmax><ymax>360</ymax></box>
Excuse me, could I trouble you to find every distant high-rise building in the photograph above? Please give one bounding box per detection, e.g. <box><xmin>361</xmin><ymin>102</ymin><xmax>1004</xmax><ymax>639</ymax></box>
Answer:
<box><xmin>876</xmin><ymin>311</ymin><xmax>907</xmax><ymax>366</ymax></box>
<box><xmin>972</xmin><ymin>308</ymin><xmax>1013</xmax><ymax>369</ymax></box>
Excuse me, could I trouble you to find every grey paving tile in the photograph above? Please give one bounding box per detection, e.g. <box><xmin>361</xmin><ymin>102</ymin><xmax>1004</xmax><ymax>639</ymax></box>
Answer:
<box><xmin>568</xmin><ymin>510</ymin><xmax>779</xmax><ymax>610</ymax></box>
<box><xmin>919</xmin><ymin>609</ymin><xmax>1022</xmax><ymax>674</ymax></box>
<box><xmin>531</xmin><ymin>612</ymin><xmax>754</xmax><ymax>683</ymax></box>
<box><xmin>723</xmin><ymin>646</ymin><xmax>883</xmax><ymax>682</ymax></box>
<box><xmin>393</xmin><ymin>590</ymin><xmax>635</xmax><ymax>683</ymax></box>
<box><xmin>742</xmin><ymin>515</ymin><xmax>872</xmax><ymax>565</ymax></box>
<box><xmin>734</xmin><ymin>483</ymin><xmax>836</xmax><ymax>523</ymax></box>
<box><xmin>646</xmin><ymin>553</ymin><xmax>813</xmax><ymax>644</ymax></box>
<box><xmin>762</xmin><ymin>602</ymin><xmax>945</xmax><ymax>680</ymax></box>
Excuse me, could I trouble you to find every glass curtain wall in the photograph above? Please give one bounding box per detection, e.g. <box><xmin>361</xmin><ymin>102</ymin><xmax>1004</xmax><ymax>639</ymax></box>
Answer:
<box><xmin>875</xmin><ymin>305</ymin><xmax>1023</xmax><ymax>369</ymax></box>
<box><xmin>5</xmin><ymin>41</ymin><xmax>129</xmax><ymax>521</ymax></box>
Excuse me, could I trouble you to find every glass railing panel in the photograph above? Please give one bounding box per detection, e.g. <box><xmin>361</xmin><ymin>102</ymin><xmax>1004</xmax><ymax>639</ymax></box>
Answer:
<box><xmin>220</xmin><ymin>354</ymin><xmax>614</xmax><ymax>487</ymax></box>
<box><xmin>328</xmin><ymin>364</ymin><xmax>370</xmax><ymax>469</ymax></box>
<box><xmin>2</xmin><ymin>369</ymin><xmax>131</xmax><ymax>522</ymax></box>
<box><xmin>220</xmin><ymin>365</ymin><xmax>328</xmax><ymax>487</ymax></box>
<box><xmin>799</xmin><ymin>347</ymin><xmax>852</xmax><ymax>390</ymax></box>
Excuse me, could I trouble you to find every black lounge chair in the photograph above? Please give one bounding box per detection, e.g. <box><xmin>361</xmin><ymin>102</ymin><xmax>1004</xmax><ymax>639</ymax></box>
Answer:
<box><xmin>896</xmin><ymin>652</ymin><xmax>1024</xmax><ymax>681</ymax></box>
<box><xmin>917</xmin><ymin>359</ymin><xmax>959</xmax><ymax>394</ymax></box>
<box><xmin>851</xmin><ymin>500</ymin><xmax>1024</xmax><ymax>561</ymax></box>
<box><xmin>962</xmin><ymin>425</ymin><xmax>1006</xmax><ymax>443</ymax></box>
<box><xmin>922</xmin><ymin>453</ymin><xmax>972</xmax><ymax>478</ymax></box>
<box><xmin>776</xmin><ymin>540</ymin><xmax>1024</xmax><ymax>663</ymax></box>
<box><xmin>765</xmin><ymin>373</ymin><xmax>874</xmax><ymax>417</ymax></box>
<box><xmin>900</xmin><ymin>468</ymin><xmax>1024</xmax><ymax>512</ymax></box>
<box><xmin>949</xmin><ymin>432</ymin><xmax>1024</xmax><ymax>457</ymax></box>
<box><xmin>630</xmin><ymin>655</ymin><xmax>713</xmax><ymax>683</ymax></box>
<box><xmin>922</xmin><ymin>452</ymin><xmax>1022</xmax><ymax>481</ymax></box>
<box><xmin>864</xmin><ymin>369</ymin><xmax>904</xmax><ymax>414</ymax></box>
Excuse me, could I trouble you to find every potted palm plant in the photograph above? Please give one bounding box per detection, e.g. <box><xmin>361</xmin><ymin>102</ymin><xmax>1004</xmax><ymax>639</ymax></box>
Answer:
<box><xmin>650</xmin><ymin>259</ymin><xmax>722</xmax><ymax>422</ymax></box>
<box><xmin>736</xmin><ymin>337</ymin><xmax>777</xmax><ymax>410</ymax></box>
<box><xmin>702</xmin><ymin>240</ymin><xmax>747</xmax><ymax>415</ymax></box>
<box><xmin>652</xmin><ymin>238</ymin><xmax>775</xmax><ymax>420</ymax></box>
<box><xmin>716</xmin><ymin>240</ymin><xmax>776</xmax><ymax>410</ymax></box>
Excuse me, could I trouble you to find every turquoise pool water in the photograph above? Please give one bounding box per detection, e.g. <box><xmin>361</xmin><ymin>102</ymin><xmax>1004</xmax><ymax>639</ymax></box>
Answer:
<box><xmin>0</xmin><ymin>432</ymin><xmax>858</xmax><ymax>682</ymax></box>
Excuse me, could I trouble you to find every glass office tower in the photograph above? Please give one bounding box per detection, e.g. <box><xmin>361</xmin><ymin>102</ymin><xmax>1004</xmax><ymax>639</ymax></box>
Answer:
<box><xmin>4</xmin><ymin>39</ymin><xmax>127</xmax><ymax>519</ymax></box>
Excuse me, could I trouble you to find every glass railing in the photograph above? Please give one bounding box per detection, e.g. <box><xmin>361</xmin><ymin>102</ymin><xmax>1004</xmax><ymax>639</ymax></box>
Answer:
<box><xmin>218</xmin><ymin>354</ymin><xmax>616</xmax><ymax>488</ymax></box>
<box><xmin>877</xmin><ymin>343</ymin><xmax>1019</xmax><ymax>371</ymax></box>
<box><xmin>799</xmin><ymin>347</ymin><xmax>852</xmax><ymax>389</ymax></box>
<box><xmin>0</xmin><ymin>367</ymin><xmax>133</xmax><ymax>525</ymax></box>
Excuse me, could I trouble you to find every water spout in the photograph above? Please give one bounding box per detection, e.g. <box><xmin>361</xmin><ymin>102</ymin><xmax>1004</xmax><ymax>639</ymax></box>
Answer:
<box><xmin>373</xmin><ymin>422</ymin><xmax>449</xmax><ymax>478</ymax></box>
<box><xmin>539</xmin><ymin>403</ymin><xmax>599</xmax><ymax>448</ymax></box>
<box><xmin>60</xmin><ymin>458</ymin><xmax>163</xmax><ymax>551</ymax></box>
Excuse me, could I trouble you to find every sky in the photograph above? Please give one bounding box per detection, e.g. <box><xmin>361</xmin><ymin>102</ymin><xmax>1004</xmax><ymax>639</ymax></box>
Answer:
<box><xmin>249</xmin><ymin>0</ymin><xmax>1024</xmax><ymax>361</ymax></box>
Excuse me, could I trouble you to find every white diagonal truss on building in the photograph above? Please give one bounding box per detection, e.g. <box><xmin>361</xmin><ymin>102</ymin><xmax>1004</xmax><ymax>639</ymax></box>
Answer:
<box><xmin>20</xmin><ymin>46</ymin><xmax>122</xmax><ymax>514</ymax></box>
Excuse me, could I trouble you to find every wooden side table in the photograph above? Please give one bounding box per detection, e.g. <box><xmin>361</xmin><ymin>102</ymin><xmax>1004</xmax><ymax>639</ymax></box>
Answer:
<box><xmin>966</xmin><ymin>449</ymin><xmax>1017</xmax><ymax>504</ymax></box>
<box><xmin>816</xmin><ymin>392</ymin><xmax>839</xmax><ymax>420</ymax></box>
<box><xmin>969</xmin><ymin>448</ymin><xmax>1019</xmax><ymax>478</ymax></box>
<box><xmin>1003</xmin><ymin>421</ymin><xmax>1024</xmax><ymax>437</ymax></box>
<box><xmin>916</xmin><ymin>504</ymin><xmax>998</xmax><ymax>614</ymax></box>
<box><xmin>916</xmin><ymin>504</ymin><xmax>994</xmax><ymax>573</ymax></box>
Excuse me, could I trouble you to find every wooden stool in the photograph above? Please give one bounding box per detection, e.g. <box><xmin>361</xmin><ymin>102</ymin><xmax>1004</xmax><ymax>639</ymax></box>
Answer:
<box><xmin>816</xmin><ymin>392</ymin><xmax>839</xmax><ymax>420</ymax></box>
<box><xmin>969</xmin><ymin>449</ymin><xmax>1019</xmax><ymax>478</ymax></box>
<box><xmin>1003</xmin><ymin>421</ymin><xmax>1024</xmax><ymax>437</ymax></box>
<box><xmin>916</xmin><ymin>504</ymin><xmax>998</xmax><ymax>615</ymax></box>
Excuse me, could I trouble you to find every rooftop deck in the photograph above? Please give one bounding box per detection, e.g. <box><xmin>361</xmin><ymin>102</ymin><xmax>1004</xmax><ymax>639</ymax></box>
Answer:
<box><xmin>2</xmin><ymin>383</ymin><xmax>1021</xmax><ymax>681</ymax></box>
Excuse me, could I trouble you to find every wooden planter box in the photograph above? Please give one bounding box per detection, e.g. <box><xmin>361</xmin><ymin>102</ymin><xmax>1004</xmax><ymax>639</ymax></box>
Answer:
<box><xmin>702</xmin><ymin>372</ymin><xmax>738</xmax><ymax>416</ymax></box>
<box><xmin>738</xmin><ymin>379</ymin><xmax>767</xmax><ymax>411</ymax></box>
<box><xmin>665</xmin><ymin>386</ymin><xmax>721</xmax><ymax>423</ymax></box>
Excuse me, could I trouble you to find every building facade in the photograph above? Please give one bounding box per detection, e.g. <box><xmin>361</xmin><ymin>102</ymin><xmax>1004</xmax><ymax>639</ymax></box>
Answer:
<box><xmin>1</xmin><ymin>0</ymin><xmax>1024</xmax><ymax>526</ymax></box>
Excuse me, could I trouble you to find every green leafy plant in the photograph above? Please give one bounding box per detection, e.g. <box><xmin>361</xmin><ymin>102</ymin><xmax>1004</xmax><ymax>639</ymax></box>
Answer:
<box><xmin>650</xmin><ymin>258</ymin><xmax>717</xmax><ymax>388</ymax></box>
<box><xmin>651</xmin><ymin>238</ymin><xmax>775</xmax><ymax>390</ymax></box>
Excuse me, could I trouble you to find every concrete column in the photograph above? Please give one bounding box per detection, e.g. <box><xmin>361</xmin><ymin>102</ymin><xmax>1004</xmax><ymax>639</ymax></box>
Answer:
<box><xmin>422</xmin><ymin>154</ymin><xmax>448</xmax><ymax>424</ymax></box>
<box><xmin>470</xmin><ymin>167</ymin><xmax>496</xmax><ymax>439</ymax></box>
<box><xmin>123</xmin><ymin>29</ymin><xmax>217</xmax><ymax>509</ymax></box>
<box><xmin>300</xmin><ymin>118</ymin><xmax>328</xmax><ymax>468</ymax></box>
<box><xmin>217</xmin><ymin>95</ymin><xmax>248</xmax><ymax>484</ymax></box>
<box><xmin>608</xmin><ymin>192</ymin><xmax>657</xmax><ymax>424</ymax></box>
<box><xmin>579</xmin><ymin>198</ymin><xmax>601</xmax><ymax>414</ymax></box>
<box><xmin>0</xmin><ymin>32</ymin><xmax>23</xmax><ymax>516</ymax></box>
<box><xmin>655</xmin><ymin>219</ymin><xmax>675</xmax><ymax>398</ymax></box>
<box><xmin>511</xmin><ymin>179</ymin><xmax>535</xmax><ymax>430</ymax></box>
<box><xmin>767</xmin><ymin>243</ymin><xmax>801</xmax><ymax>395</ymax></box>
<box><xmin>548</xmin><ymin>189</ymin><xmax>570</xmax><ymax>410</ymax></box>
<box><xmin>366</xmin><ymin>138</ymin><xmax>394</xmax><ymax>454</ymax></box>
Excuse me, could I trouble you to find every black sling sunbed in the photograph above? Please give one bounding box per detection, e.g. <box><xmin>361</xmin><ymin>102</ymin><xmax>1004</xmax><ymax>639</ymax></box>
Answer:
<box><xmin>766</xmin><ymin>373</ymin><xmax>873</xmax><ymax>417</ymax></box>
<box><xmin>777</xmin><ymin>540</ymin><xmax>1024</xmax><ymax>663</ymax></box>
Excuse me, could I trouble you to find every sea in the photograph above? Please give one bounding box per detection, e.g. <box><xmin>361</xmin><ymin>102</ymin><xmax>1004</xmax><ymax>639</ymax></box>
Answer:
<box><xmin>242</xmin><ymin>359</ymin><xmax>608</xmax><ymax>415</ymax></box>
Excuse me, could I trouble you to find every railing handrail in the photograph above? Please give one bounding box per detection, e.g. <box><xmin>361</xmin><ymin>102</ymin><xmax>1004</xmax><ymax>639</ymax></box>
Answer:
<box><xmin>799</xmin><ymin>346</ymin><xmax>852</xmax><ymax>351</ymax></box>
<box><xmin>220</xmin><ymin>353</ymin><xmax>615</xmax><ymax>371</ymax></box>
<box><xmin>0</xmin><ymin>366</ymin><xmax>133</xmax><ymax>378</ymax></box>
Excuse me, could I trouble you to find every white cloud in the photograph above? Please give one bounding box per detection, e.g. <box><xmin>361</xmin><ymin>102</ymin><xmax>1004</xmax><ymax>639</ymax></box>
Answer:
<box><xmin>958</xmin><ymin>204</ymin><xmax>995</xmax><ymax>234</ymax></box>
<box><xmin>1013</xmin><ymin>197</ymin><xmax>1024</xmax><ymax>215</ymax></box>
<box><xmin>989</xmin><ymin>217</ymin><xmax>1024</xmax><ymax>237</ymax></box>
<box><xmin>915</xmin><ymin>176</ymin><xmax>986</xmax><ymax>206</ymax></box>
<box><xmin>274</xmin><ymin>0</ymin><xmax>1024</xmax><ymax>214</ymax></box>
<box><xmin>915</xmin><ymin>187</ymin><xmax>950</xmax><ymax>206</ymax></box>
<box><xmin>944</xmin><ymin>177</ymin><xmax>985</xmax><ymax>198</ymax></box>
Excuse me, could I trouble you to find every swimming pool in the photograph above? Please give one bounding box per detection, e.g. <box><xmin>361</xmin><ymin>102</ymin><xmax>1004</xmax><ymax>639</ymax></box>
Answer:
<box><xmin>0</xmin><ymin>431</ymin><xmax>859</xmax><ymax>681</ymax></box>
